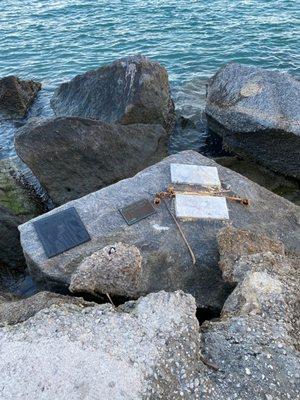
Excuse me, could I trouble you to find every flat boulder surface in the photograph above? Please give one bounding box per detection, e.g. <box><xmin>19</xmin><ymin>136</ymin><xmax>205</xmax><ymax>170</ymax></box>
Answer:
<box><xmin>50</xmin><ymin>55</ymin><xmax>175</xmax><ymax>133</ymax></box>
<box><xmin>0</xmin><ymin>76</ymin><xmax>41</xmax><ymax>118</ymax></box>
<box><xmin>205</xmin><ymin>63</ymin><xmax>300</xmax><ymax>179</ymax></box>
<box><xmin>14</xmin><ymin>117</ymin><xmax>168</xmax><ymax>205</ymax></box>
<box><xmin>19</xmin><ymin>151</ymin><xmax>300</xmax><ymax>310</ymax></box>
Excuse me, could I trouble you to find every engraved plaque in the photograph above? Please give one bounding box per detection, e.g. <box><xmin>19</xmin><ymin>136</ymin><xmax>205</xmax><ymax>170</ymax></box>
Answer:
<box><xmin>33</xmin><ymin>207</ymin><xmax>91</xmax><ymax>258</ymax></box>
<box><xmin>119</xmin><ymin>199</ymin><xmax>156</xmax><ymax>226</ymax></box>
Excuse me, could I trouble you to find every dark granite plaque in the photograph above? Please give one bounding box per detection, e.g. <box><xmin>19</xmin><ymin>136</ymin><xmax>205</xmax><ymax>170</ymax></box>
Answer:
<box><xmin>119</xmin><ymin>198</ymin><xmax>156</xmax><ymax>226</ymax></box>
<box><xmin>33</xmin><ymin>207</ymin><xmax>91</xmax><ymax>258</ymax></box>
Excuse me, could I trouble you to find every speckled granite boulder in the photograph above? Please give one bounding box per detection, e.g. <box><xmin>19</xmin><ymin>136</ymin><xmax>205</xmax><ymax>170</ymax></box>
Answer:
<box><xmin>51</xmin><ymin>55</ymin><xmax>175</xmax><ymax>133</ymax></box>
<box><xmin>0</xmin><ymin>291</ymin><xmax>200</xmax><ymax>400</ymax></box>
<box><xmin>18</xmin><ymin>151</ymin><xmax>300</xmax><ymax>310</ymax></box>
<box><xmin>70</xmin><ymin>243</ymin><xmax>142</xmax><ymax>297</ymax></box>
<box><xmin>15</xmin><ymin>117</ymin><xmax>168</xmax><ymax>205</ymax></box>
<box><xmin>0</xmin><ymin>76</ymin><xmax>41</xmax><ymax>118</ymax></box>
<box><xmin>205</xmin><ymin>63</ymin><xmax>300</xmax><ymax>179</ymax></box>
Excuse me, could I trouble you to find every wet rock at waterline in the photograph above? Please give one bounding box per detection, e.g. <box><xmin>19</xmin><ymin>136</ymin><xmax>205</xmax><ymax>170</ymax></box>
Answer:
<box><xmin>205</xmin><ymin>63</ymin><xmax>300</xmax><ymax>179</ymax></box>
<box><xmin>0</xmin><ymin>76</ymin><xmax>41</xmax><ymax>118</ymax></box>
<box><xmin>70</xmin><ymin>243</ymin><xmax>142</xmax><ymax>298</ymax></box>
<box><xmin>51</xmin><ymin>55</ymin><xmax>175</xmax><ymax>133</ymax></box>
<box><xmin>19</xmin><ymin>151</ymin><xmax>300</xmax><ymax>308</ymax></box>
<box><xmin>0</xmin><ymin>157</ymin><xmax>41</xmax><ymax>267</ymax></box>
<box><xmin>14</xmin><ymin>117</ymin><xmax>168</xmax><ymax>205</ymax></box>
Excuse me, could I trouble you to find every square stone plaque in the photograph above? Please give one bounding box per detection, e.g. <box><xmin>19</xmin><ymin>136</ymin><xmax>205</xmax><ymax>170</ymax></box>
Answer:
<box><xmin>175</xmin><ymin>194</ymin><xmax>229</xmax><ymax>220</ymax></box>
<box><xmin>119</xmin><ymin>198</ymin><xmax>156</xmax><ymax>226</ymax></box>
<box><xmin>171</xmin><ymin>164</ymin><xmax>221</xmax><ymax>189</ymax></box>
<box><xmin>33</xmin><ymin>207</ymin><xmax>91</xmax><ymax>258</ymax></box>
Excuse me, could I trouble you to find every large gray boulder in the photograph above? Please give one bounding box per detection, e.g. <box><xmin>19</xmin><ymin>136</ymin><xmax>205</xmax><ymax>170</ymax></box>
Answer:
<box><xmin>14</xmin><ymin>117</ymin><xmax>168</xmax><ymax>205</ymax></box>
<box><xmin>0</xmin><ymin>76</ymin><xmax>41</xmax><ymax>118</ymax></box>
<box><xmin>18</xmin><ymin>151</ymin><xmax>300</xmax><ymax>310</ymax></box>
<box><xmin>205</xmin><ymin>63</ymin><xmax>300</xmax><ymax>179</ymax></box>
<box><xmin>51</xmin><ymin>55</ymin><xmax>175</xmax><ymax>133</ymax></box>
<box><xmin>0</xmin><ymin>157</ymin><xmax>40</xmax><ymax>268</ymax></box>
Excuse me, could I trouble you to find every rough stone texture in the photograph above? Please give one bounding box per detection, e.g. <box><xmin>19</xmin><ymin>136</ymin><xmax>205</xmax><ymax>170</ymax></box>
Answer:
<box><xmin>19</xmin><ymin>151</ymin><xmax>300</xmax><ymax>309</ymax></box>
<box><xmin>70</xmin><ymin>243</ymin><xmax>142</xmax><ymax>297</ymax></box>
<box><xmin>217</xmin><ymin>226</ymin><xmax>285</xmax><ymax>282</ymax></box>
<box><xmin>0</xmin><ymin>157</ymin><xmax>41</xmax><ymax>267</ymax></box>
<box><xmin>0</xmin><ymin>291</ymin><xmax>201</xmax><ymax>400</ymax></box>
<box><xmin>0</xmin><ymin>291</ymin><xmax>94</xmax><ymax>327</ymax></box>
<box><xmin>15</xmin><ymin>117</ymin><xmax>168</xmax><ymax>205</ymax></box>
<box><xmin>205</xmin><ymin>63</ymin><xmax>300</xmax><ymax>179</ymax></box>
<box><xmin>51</xmin><ymin>55</ymin><xmax>175</xmax><ymax>133</ymax></box>
<box><xmin>0</xmin><ymin>249</ymin><xmax>299</xmax><ymax>399</ymax></box>
<box><xmin>0</xmin><ymin>76</ymin><xmax>41</xmax><ymax>118</ymax></box>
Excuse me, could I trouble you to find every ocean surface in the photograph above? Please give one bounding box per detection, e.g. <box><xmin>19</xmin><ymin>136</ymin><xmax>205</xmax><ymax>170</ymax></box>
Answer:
<box><xmin>0</xmin><ymin>0</ymin><xmax>299</xmax><ymax>158</ymax></box>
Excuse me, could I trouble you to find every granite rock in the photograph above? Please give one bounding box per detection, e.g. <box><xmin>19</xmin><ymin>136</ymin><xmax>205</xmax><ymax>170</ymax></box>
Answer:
<box><xmin>14</xmin><ymin>117</ymin><xmax>168</xmax><ymax>205</ymax></box>
<box><xmin>19</xmin><ymin>151</ymin><xmax>300</xmax><ymax>309</ymax></box>
<box><xmin>205</xmin><ymin>63</ymin><xmax>300</xmax><ymax>179</ymax></box>
<box><xmin>0</xmin><ymin>76</ymin><xmax>41</xmax><ymax>118</ymax></box>
<box><xmin>51</xmin><ymin>55</ymin><xmax>175</xmax><ymax>133</ymax></box>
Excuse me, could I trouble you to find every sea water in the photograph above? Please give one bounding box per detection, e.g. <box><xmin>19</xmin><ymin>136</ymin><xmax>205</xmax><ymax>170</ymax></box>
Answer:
<box><xmin>0</xmin><ymin>0</ymin><xmax>299</xmax><ymax>158</ymax></box>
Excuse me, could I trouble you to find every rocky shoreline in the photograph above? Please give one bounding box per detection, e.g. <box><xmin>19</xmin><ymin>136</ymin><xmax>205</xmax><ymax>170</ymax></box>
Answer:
<box><xmin>0</xmin><ymin>55</ymin><xmax>299</xmax><ymax>399</ymax></box>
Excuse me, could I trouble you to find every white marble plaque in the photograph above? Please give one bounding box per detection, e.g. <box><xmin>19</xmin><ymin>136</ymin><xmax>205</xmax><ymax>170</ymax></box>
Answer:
<box><xmin>171</xmin><ymin>164</ymin><xmax>221</xmax><ymax>188</ymax></box>
<box><xmin>175</xmin><ymin>194</ymin><xmax>229</xmax><ymax>220</ymax></box>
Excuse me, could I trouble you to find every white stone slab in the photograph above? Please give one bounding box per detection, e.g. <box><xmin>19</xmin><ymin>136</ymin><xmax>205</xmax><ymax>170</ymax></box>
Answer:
<box><xmin>175</xmin><ymin>194</ymin><xmax>229</xmax><ymax>220</ymax></box>
<box><xmin>171</xmin><ymin>164</ymin><xmax>221</xmax><ymax>188</ymax></box>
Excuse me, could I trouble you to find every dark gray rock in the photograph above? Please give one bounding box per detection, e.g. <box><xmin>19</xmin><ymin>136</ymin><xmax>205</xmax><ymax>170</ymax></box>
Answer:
<box><xmin>205</xmin><ymin>63</ymin><xmax>300</xmax><ymax>179</ymax></box>
<box><xmin>51</xmin><ymin>55</ymin><xmax>175</xmax><ymax>133</ymax></box>
<box><xmin>0</xmin><ymin>76</ymin><xmax>41</xmax><ymax>118</ymax></box>
<box><xmin>0</xmin><ymin>157</ymin><xmax>41</xmax><ymax>267</ymax></box>
<box><xmin>14</xmin><ymin>117</ymin><xmax>168</xmax><ymax>205</ymax></box>
<box><xmin>18</xmin><ymin>151</ymin><xmax>300</xmax><ymax>310</ymax></box>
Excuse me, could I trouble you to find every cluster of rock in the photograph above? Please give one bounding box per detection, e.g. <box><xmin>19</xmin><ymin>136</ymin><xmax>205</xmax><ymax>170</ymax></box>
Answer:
<box><xmin>0</xmin><ymin>56</ymin><xmax>299</xmax><ymax>399</ymax></box>
<box><xmin>0</xmin><ymin>227</ymin><xmax>298</xmax><ymax>399</ymax></box>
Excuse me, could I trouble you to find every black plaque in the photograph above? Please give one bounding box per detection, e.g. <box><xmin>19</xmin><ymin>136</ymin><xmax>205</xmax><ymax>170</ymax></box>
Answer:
<box><xmin>33</xmin><ymin>207</ymin><xmax>91</xmax><ymax>258</ymax></box>
<box><xmin>119</xmin><ymin>198</ymin><xmax>156</xmax><ymax>226</ymax></box>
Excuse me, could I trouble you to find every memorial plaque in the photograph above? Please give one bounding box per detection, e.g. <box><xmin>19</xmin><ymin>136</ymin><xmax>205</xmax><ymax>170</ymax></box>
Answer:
<box><xmin>119</xmin><ymin>198</ymin><xmax>156</xmax><ymax>225</ymax></box>
<box><xmin>33</xmin><ymin>207</ymin><xmax>91</xmax><ymax>258</ymax></box>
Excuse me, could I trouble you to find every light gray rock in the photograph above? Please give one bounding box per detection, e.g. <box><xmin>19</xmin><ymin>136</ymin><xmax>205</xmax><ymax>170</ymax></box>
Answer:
<box><xmin>51</xmin><ymin>55</ymin><xmax>175</xmax><ymax>133</ymax></box>
<box><xmin>70</xmin><ymin>242</ymin><xmax>142</xmax><ymax>297</ymax></box>
<box><xmin>205</xmin><ymin>63</ymin><xmax>300</xmax><ymax>179</ymax></box>
<box><xmin>0</xmin><ymin>291</ymin><xmax>200</xmax><ymax>400</ymax></box>
<box><xmin>0</xmin><ymin>76</ymin><xmax>41</xmax><ymax>118</ymax></box>
<box><xmin>18</xmin><ymin>151</ymin><xmax>300</xmax><ymax>309</ymax></box>
<box><xmin>0</xmin><ymin>291</ymin><xmax>94</xmax><ymax>327</ymax></box>
<box><xmin>14</xmin><ymin>117</ymin><xmax>168</xmax><ymax>205</ymax></box>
